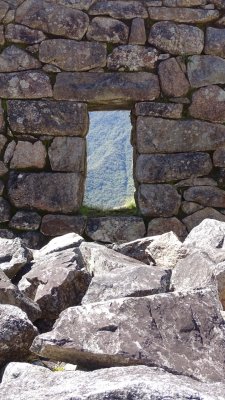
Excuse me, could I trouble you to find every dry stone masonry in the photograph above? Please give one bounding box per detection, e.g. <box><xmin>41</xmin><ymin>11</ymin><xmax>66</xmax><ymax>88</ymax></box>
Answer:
<box><xmin>1</xmin><ymin>0</ymin><xmax>225</xmax><ymax>244</ymax></box>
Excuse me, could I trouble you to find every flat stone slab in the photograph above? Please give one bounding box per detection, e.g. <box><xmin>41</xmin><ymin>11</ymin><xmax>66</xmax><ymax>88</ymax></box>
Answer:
<box><xmin>135</xmin><ymin>102</ymin><xmax>183</xmax><ymax>119</ymax></box>
<box><xmin>8</xmin><ymin>100</ymin><xmax>88</xmax><ymax>136</ymax></box>
<box><xmin>53</xmin><ymin>72</ymin><xmax>160</xmax><ymax>107</ymax></box>
<box><xmin>39</xmin><ymin>40</ymin><xmax>107</xmax><ymax>71</ymax></box>
<box><xmin>8</xmin><ymin>172</ymin><xmax>84</xmax><ymax>213</ymax></box>
<box><xmin>136</xmin><ymin>117</ymin><xmax>225</xmax><ymax>153</ymax></box>
<box><xmin>85</xmin><ymin>216</ymin><xmax>146</xmax><ymax>243</ymax></box>
<box><xmin>15</xmin><ymin>0</ymin><xmax>89</xmax><ymax>39</ymax></box>
<box><xmin>0</xmin><ymin>71</ymin><xmax>52</xmax><ymax>99</ymax></box>
<box><xmin>148</xmin><ymin>21</ymin><xmax>204</xmax><ymax>55</ymax></box>
<box><xmin>136</xmin><ymin>153</ymin><xmax>212</xmax><ymax>183</ymax></box>
<box><xmin>138</xmin><ymin>184</ymin><xmax>181</xmax><ymax>217</ymax></box>
<box><xmin>187</xmin><ymin>55</ymin><xmax>225</xmax><ymax>88</ymax></box>
<box><xmin>89</xmin><ymin>1</ymin><xmax>148</xmax><ymax>18</ymax></box>
<box><xmin>31</xmin><ymin>289</ymin><xmax>225</xmax><ymax>382</ymax></box>
<box><xmin>87</xmin><ymin>17</ymin><xmax>129</xmax><ymax>43</ymax></box>
<box><xmin>2</xmin><ymin>364</ymin><xmax>225</xmax><ymax>400</ymax></box>
<box><xmin>0</xmin><ymin>46</ymin><xmax>41</xmax><ymax>72</ymax></box>
<box><xmin>148</xmin><ymin>7</ymin><xmax>219</xmax><ymax>22</ymax></box>
<box><xmin>40</xmin><ymin>215</ymin><xmax>87</xmax><ymax>236</ymax></box>
<box><xmin>82</xmin><ymin>264</ymin><xmax>171</xmax><ymax>304</ymax></box>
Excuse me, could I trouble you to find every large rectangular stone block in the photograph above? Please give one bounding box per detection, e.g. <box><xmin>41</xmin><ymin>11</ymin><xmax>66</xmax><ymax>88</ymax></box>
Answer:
<box><xmin>136</xmin><ymin>153</ymin><xmax>212</xmax><ymax>183</ymax></box>
<box><xmin>138</xmin><ymin>184</ymin><xmax>181</xmax><ymax>217</ymax></box>
<box><xmin>8</xmin><ymin>172</ymin><xmax>84</xmax><ymax>213</ymax></box>
<box><xmin>53</xmin><ymin>72</ymin><xmax>160</xmax><ymax>107</ymax></box>
<box><xmin>0</xmin><ymin>71</ymin><xmax>52</xmax><ymax>99</ymax></box>
<box><xmin>136</xmin><ymin>117</ymin><xmax>225</xmax><ymax>153</ymax></box>
<box><xmin>7</xmin><ymin>100</ymin><xmax>88</xmax><ymax>137</ymax></box>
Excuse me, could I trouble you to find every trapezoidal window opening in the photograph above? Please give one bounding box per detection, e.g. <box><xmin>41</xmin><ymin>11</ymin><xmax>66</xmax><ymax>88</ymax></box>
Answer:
<box><xmin>83</xmin><ymin>110</ymin><xmax>135</xmax><ymax>212</ymax></box>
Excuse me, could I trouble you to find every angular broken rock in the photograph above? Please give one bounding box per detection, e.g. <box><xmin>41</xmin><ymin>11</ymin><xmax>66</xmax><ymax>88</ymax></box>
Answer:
<box><xmin>7</xmin><ymin>100</ymin><xmax>88</xmax><ymax>137</ymax></box>
<box><xmin>109</xmin><ymin>237</ymin><xmax>157</xmax><ymax>264</ymax></box>
<box><xmin>0</xmin><ymin>305</ymin><xmax>37</xmax><ymax>368</ymax></box>
<box><xmin>18</xmin><ymin>247</ymin><xmax>90</xmax><ymax>319</ymax></box>
<box><xmin>2</xmin><ymin>363</ymin><xmax>225</xmax><ymax>400</ymax></box>
<box><xmin>148</xmin><ymin>21</ymin><xmax>204</xmax><ymax>55</ymax></box>
<box><xmin>0</xmin><ymin>269</ymin><xmax>41</xmax><ymax>322</ymax></box>
<box><xmin>184</xmin><ymin>218</ymin><xmax>225</xmax><ymax>253</ymax></box>
<box><xmin>82</xmin><ymin>264</ymin><xmax>171</xmax><ymax>304</ymax></box>
<box><xmin>85</xmin><ymin>216</ymin><xmax>146</xmax><ymax>243</ymax></box>
<box><xmin>35</xmin><ymin>232</ymin><xmax>84</xmax><ymax>259</ymax></box>
<box><xmin>31</xmin><ymin>288</ymin><xmax>225</xmax><ymax>382</ymax></box>
<box><xmin>39</xmin><ymin>40</ymin><xmax>107</xmax><ymax>71</ymax></box>
<box><xmin>0</xmin><ymin>237</ymin><xmax>32</xmax><ymax>279</ymax></box>
<box><xmin>79</xmin><ymin>242</ymin><xmax>147</xmax><ymax>276</ymax></box>
<box><xmin>15</xmin><ymin>0</ymin><xmax>89</xmax><ymax>40</ymax></box>
<box><xmin>146</xmin><ymin>232</ymin><xmax>187</xmax><ymax>269</ymax></box>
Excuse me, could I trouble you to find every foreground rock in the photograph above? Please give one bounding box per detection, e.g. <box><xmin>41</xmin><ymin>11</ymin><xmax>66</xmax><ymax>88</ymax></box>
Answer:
<box><xmin>110</xmin><ymin>236</ymin><xmax>158</xmax><ymax>264</ymax></box>
<box><xmin>0</xmin><ymin>305</ymin><xmax>37</xmax><ymax>368</ymax></box>
<box><xmin>0</xmin><ymin>237</ymin><xmax>32</xmax><ymax>279</ymax></box>
<box><xmin>31</xmin><ymin>288</ymin><xmax>225</xmax><ymax>382</ymax></box>
<box><xmin>82</xmin><ymin>265</ymin><xmax>171</xmax><ymax>304</ymax></box>
<box><xmin>0</xmin><ymin>269</ymin><xmax>40</xmax><ymax>322</ymax></box>
<box><xmin>18</xmin><ymin>245</ymin><xmax>90</xmax><ymax>320</ymax></box>
<box><xmin>1</xmin><ymin>363</ymin><xmax>225</xmax><ymax>400</ymax></box>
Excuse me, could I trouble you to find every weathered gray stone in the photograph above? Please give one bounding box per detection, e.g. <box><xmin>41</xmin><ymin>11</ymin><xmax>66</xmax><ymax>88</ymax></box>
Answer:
<box><xmin>42</xmin><ymin>64</ymin><xmax>61</xmax><ymax>73</ymax></box>
<box><xmin>136</xmin><ymin>117</ymin><xmax>225</xmax><ymax>153</ymax></box>
<box><xmin>214</xmin><ymin>146</ymin><xmax>225</xmax><ymax>167</ymax></box>
<box><xmin>89</xmin><ymin>1</ymin><xmax>148</xmax><ymax>18</ymax></box>
<box><xmin>175</xmin><ymin>176</ymin><xmax>218</xmax><ymax>187</ymax></box>
<box><xmin>181</xmin><ymin>201</ymin><xmax>204</xmax><ymax>215</ymax></box>
<box><xmin>41</xmin><ymin>215</ymin><xmax>87</xmax><ymax>236</ymax></box>
<box><xmin>183</xmin><ymin>208</ymin><xmax>225</xmax><ymax>231</ymax></box>
<box><xmin>0</xmin><ymin>46</ymin><xmax>41</xmax><ymax>72</ymax></box>
<box><xmin>9</xmin><ymin>211</ymin><xmax>41</xmax><ymax>231</ymax></box>
<box><xmin>129</xmin><ymin>18</ymin><xmax>146</xmax><ymax>44</ymax></box>
<box><xmin>87</xmin><ymin>17</ymin><xmax>129</xmax><ymax>43</ymax></box>
<box><xmin>147</xmin><ymin>217</ymin><xmax>187</xmax><ymax>240</ymax></box>
<box><xmin>0</xmin><ymin>229</ymin><xmax>15</xmax><ymax>240</ymax></box>
<box><xmin>0</xmin><ymin>103</ymin><xmax>5</xmax><ymax>132</ymax></box>
<box><xmin>148</xmin><ymin>7</ymin><xmax>219</xmax><ymax>22</ymax></box>
<box><xmin>184</xmin><ymin>218</ymin><xmax>225</xmax><ymax>251</ymax></box>
<box><xmin>0</xmin><ymin>237</ymin><xmax>32</xmax><ymax>279</ymax></box>
<box><xmin>39</xmin><ymin>40</ymin><xmax>107</xmax><ymax>71</ymax></box>
<box><xmin>31</xmin><ymin>289</ymin><xmax>225</xmax><ymax>382</ymax></box>
<box><xmin>109</xmin><ymin>237</ymin><xmax>157</xmax><ymax>264</ymax></box>
<box><xmin>146</xmin><ymin>231</ymin><xmax>187</xmax><ymax>268</ymax></box>
<box><xmin>0</xmin><ymin>305</ymin><xmax>37</xmax><ymax>367</ymax></box>
<box><xmin>0</xmin><ymin>1</ymin><xmax>9</xmax><ymax>21</ymax></box>
<box><xmin>184</xmin><ymin>186</ymin><xmax>225</xmax><ymax>208</ymax></box>
<box><xmin>4</xmin><ymin>141</ymin><xmax>16</xmax><ymax>165</ymax></box>
<box><xmin>158</xmin><ymin>57</ymin><xmax>190</xmax><ymax>97</ymax></box>
<box><xmin>0</xmin><ymin>25</ymin><xmax>4</xmax><ymax>45</ymax></box>
<box><xmin>149</xmin><ymin>22</ymin><xmax>204</xmax><ymax>55</ymax></box>
<box><xmin>107</xmin><ymin>45</ymin><xmax>158</xmax><ymax>71</ymax></box>
<box><xmin>79</xmin><ymin>241</ymin><xmax>147</xmax><ymax>276</ymax></box>
<box><xmin>0</xmin><ymin>198</ymin><xmax>11</xmax><ymax>223</ymax></box>
<box><xmin>19</xmin><ymin>231</ymin><xmax>46</xmax><ymax>250</ymax></box>
<box><xmin>0</xmin><ymin>71</ymin><xmax>52</xmax><ymax>99</ymax></box>
<box><xmin>86</xmin><ymin>216</ymin><xmax>146</xmax><ymax>243</ymax></box>
<box><xmin>54</xmin><ymin>72</ymin><xmax>160</xmax><ymax>106</ymax></box>
<box><xmin>0</xmin><ymin>180</ymin><xmax>4</xmax><ymax>195</ymax></box>
<box><xmin>0</xmin><ymin>161</ymin><xmax>7</xmax><ymax>176</ymax></box>
<box><xmin>187</xmin><ymin>55</ymin><xmax>225</xmax><ymax>88</ymax></box>
<box><xmin>18</xmin><ymin>248</ymin><xmax>90</xmax><ymax>319</ymax></box>
<box><xmin>138</xmin><ymin>184</ymin><xmax>181</xmax><ymax>217</ymax></box>
<box><xmin>82</xmin><ymin>264</ymin><xmax>171</xmax><ymax>304</ymax></box>
<box><xmin>205</xmin><ymin>28</ymin><xmax>225</xmax><ymax>58</ymax></box>
<box><xmin>35</xmin><ymin>232</ymin><xmax>84</xmax><ymax>259</ymax></box>
<box><xmin>10</xmin><ymin>141</ymin><xmax>47</xmax><ymax>169</ymax></box>
<box><xmin>189</xmin><ymin>85</ymin><xmax>225</xmax><ymax>123</ymax></box>
<box><xmin>8</xmin><ymin>100</ymin><xmax>88</xmax><ymax>137</ymax></box>
<box><xmin>0</xmin><ymin>269</ymin><xmax>41</xmax><ymax>322</ymax></box>
<box><xmin>15</xmin><ymin>0</ymin><xmax>89</xmax><ymax>40</ymax></box>
<box><xmin>49</xmin><ymin>0</ymin><xmax>95</xmax><ymax>9</ymax></box>
<box><xmin>163</xmin><ymin>0</ymin><xmax>207</xmax><ymax>5</ymax></box>
<box><xmin>2</xmin><ymin>364</ymin><xmax>225</xmax><ymax>400</ymax></box>
<box><xmin>136</xmin><ymin>153</ymin><xmax>212</xmax><ymax>183</ymax></box>
<box><xmin>48</xmin><ymin>137</ymin><xmax>85</xmax><ymax>172</ymax></box>
<box><xmin>135</xmin><ymin>102</ymin><xmax>183</xmax><ymax>118</ymax></box>
<box><xmin>8</xmin><ymin>172</ymin><xmax>84</xmax><ymax>213</ymax></box>
<box><xmin>5</xmin><ymin>23</ymin><xmax>46</xmax><ymax>44</ymax></box>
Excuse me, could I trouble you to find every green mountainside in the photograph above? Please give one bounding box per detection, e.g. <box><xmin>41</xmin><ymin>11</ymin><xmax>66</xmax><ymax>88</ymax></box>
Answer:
<box><xmin>83</xmin><ymin>111</ymin><xmax>135</xmax><ymax>210</ymax></box>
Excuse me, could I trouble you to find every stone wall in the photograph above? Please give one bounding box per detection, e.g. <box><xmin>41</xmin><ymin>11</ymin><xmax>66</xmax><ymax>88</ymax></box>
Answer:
<box><xmin>1</xmin><ymin>0</ymin><xmax>225</xmax><ymax>246</ymax></box>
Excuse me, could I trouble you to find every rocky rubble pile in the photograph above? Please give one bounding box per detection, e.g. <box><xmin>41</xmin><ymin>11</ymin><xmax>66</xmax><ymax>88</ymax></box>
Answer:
<box><xmin>1</xmin><ymin>218</ymin><xmax>225</xmax><ymax>399</ymax></box>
